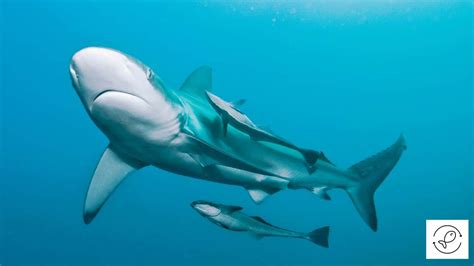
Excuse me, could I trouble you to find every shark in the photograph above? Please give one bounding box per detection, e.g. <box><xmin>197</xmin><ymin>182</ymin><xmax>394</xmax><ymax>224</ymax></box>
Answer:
<box><xmin>69</xmin><ymin>47</ymin><xmax>406</xmax><ymax>231</ymax></box>
<box><xmin>191</xmin><ymin>200</ymin><xmax>330</xmax><ymax>247</ymax></box>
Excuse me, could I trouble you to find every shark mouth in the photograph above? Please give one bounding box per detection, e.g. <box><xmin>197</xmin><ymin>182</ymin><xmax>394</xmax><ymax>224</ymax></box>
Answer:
<box><xmin>92</xmin><ymin>89</ymin><xmax>147</xmax><ymax>105</ymax></box>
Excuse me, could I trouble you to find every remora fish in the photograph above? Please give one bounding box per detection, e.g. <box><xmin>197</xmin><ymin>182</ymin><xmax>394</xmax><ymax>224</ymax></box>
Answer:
<box><xmin>191</xmin><ymin>200</ymin><xmax>330</xmax><ymax>247</ymax></box>
<box><xmin>205</xmin><ymin>91</ymin><xmax>323</xmax><ymax>170</ymax></box>
<box><xmin>70</xmin><ymin>47</ymin><xmax>406</xmax><ymax>231</ymax></box>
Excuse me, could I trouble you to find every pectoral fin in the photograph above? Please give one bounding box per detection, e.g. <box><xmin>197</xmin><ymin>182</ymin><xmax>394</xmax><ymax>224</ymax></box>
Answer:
<box><xmin>83</xmin><ymin>146</ymin><xmax>145</xmax><ymax>224</ymax></box>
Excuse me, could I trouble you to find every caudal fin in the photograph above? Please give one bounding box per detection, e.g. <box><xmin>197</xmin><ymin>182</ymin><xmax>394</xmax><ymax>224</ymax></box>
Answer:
<box><xmin>306</xmin><ymin>226</ymin><xmax>330</xmax><ymax>247</ymax></box>
<box><xmin>345</xmin><ymin>134</ymin><xmax>407</xmax><ymax>231</ymax></box>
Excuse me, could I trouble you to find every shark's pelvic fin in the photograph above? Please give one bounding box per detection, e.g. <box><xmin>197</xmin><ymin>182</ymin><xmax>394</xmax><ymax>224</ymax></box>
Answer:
<box><xmin>345</xmin><ymin>134</ymin><xmax>407</xmax><ymax>231</ymax></box>
<box><xmin>83</xmin><ymin>146</ymin><xmax>145</xmax><ymax>224</ymax></box>
<box><xmin>179</xmin><ymin>66</ymin><xmax>212</xmax><ymax>98</ymax></box>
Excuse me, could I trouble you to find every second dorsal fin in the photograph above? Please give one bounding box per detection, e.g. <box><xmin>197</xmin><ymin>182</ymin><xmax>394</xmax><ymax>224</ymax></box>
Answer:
<box><xmin>180</xmin><ymin>66</ymin><xmax>212</xmax><ymax>98</ymax></box>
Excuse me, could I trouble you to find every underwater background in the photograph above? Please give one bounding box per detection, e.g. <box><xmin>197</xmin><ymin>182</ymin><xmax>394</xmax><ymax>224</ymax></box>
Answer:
<box><xmin>1</xmin><ymin>1</ymin><xmax>472</xmax><ymax>265</ymax></box>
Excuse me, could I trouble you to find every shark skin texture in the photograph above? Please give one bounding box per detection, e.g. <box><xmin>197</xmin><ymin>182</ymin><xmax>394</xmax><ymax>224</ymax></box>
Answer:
<box><xmin>69</xmin><ymin>47</ymin><xmax>406</xmax><ymax>231</ymax></box>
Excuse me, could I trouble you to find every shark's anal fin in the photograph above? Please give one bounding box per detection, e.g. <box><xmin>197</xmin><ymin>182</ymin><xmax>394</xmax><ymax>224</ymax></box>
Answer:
<box><xmin>310</xmin><ymin>186</ymin><xmax>331</xmax><ymax>201</ymax></box>
<box><xmin>83</xmin><ymin>146</ymin><xmax>145</xmax><ymax>224</ymax></box>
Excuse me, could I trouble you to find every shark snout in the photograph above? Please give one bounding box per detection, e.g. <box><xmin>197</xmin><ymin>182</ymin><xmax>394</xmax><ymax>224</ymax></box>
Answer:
<box><xmin>69</xmin><ymin>47</ymin><xmax>109</xmax><ymax>93</ymax></box>
<box><xmin>69</xmin><ymin>62</ymin><xmax>79</xmax><ymax>89</ymax></box>
<box><xmin>69</xmin><ymin>47</ymin><xmax>139</xmax><ymax>109</ymax></box>
<box><xmin>71</xmin><ymin>47</ymin><xmax>111</xmax><ymax>63</ymax></box>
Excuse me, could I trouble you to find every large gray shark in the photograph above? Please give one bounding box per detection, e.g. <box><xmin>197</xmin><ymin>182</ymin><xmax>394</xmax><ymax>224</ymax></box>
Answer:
<box><xmin>191</xmin><ymin>200</ymin><xmax>330</xmax><ymax>247</ymax></box>
<box><xmin>69</xmin><ymin>47</ymin><xmax>406</xmax><ymax>231</ymax></box>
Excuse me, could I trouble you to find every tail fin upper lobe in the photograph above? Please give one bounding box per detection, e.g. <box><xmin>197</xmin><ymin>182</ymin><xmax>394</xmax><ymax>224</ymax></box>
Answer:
<box><xmin>346</xmin><ymin>134</ymin><xmax>407</xmax><ymax>231</ymax></box>
<box><xmin>307</xmin><ymin>226</ymin><xmax>330</xmax><ymax>247</ymax></box>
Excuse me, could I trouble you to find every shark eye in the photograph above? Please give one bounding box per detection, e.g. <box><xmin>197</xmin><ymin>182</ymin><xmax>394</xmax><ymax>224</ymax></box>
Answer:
<box><xmin>146</xmin><ymin>68</ymin><xmax>154</xmax><ymax>80</ymax></box>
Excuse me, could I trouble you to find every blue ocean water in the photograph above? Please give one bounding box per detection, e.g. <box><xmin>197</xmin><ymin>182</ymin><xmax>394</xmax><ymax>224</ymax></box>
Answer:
<box><xmin>1</xmin><ymin>1</ymin><xmax>472</xmax><ymax>265</ymax></box>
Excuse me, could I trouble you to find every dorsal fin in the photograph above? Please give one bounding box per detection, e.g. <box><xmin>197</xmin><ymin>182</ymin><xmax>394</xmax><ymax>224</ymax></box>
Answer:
<box><xmin>222</xmin><ymin>205</ymin><xmax>243</xmax><ymax>213</ymax></box>
<box><xmin>180</xmin><ymin>66</ymin><xmax>212</xmax><ymax>98</ymax></box>
<box><xmin>231</xmin><ymin>99</ymin><xmax>246</xmax><ymax>107</ymax></box>
<box><xmin>251</xmin><ymin>216</ymin><xmax>273</xmax><ymax>226</ymax></box>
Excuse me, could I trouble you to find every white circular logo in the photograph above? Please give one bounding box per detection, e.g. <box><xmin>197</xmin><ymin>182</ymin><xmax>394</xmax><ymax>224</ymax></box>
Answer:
<box><xmin>432</xmin><ymin>225</ymin><xmax>463</xmax><ymax>254</ymax></box>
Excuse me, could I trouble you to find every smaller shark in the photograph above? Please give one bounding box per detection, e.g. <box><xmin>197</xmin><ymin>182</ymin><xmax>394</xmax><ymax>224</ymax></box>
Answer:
<box><xmin>191</xmin><ymin>200</ymin><xmax>330</xmax><ymax>247</ymax></box>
